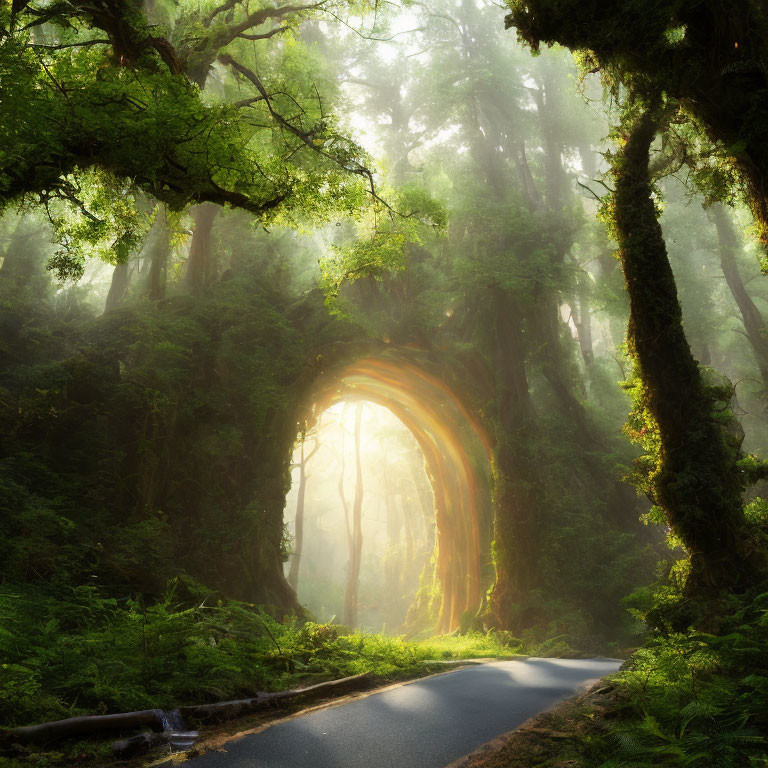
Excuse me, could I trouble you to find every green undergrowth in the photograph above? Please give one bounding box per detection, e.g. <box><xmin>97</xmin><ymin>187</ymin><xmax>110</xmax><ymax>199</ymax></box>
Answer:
<box><xmin>498</xmin><ymin>592</ymin><xmax>768</xmax><ymax>768</ymax></box>
<box><xmin>580</xmin><ymin>503</ymin><xmax>768</xmax><ymax>766</ymax></box>
<box><xmin>410</xmin><ymin>631</ymin><xmax>520</xmax><ymax>661</ymax></box>
<box><xmin>593</xmin><ymin>591</ymin><xmax>768</xmax><ymax>767</ymax></box>
<box><xmin>0</xmin><ymin>580</ymin><xmax>524</xmax><ymax>732</ymax></box>
<box><xmin>465</xmin><ymin>594</ymin><xmax>768</xmax><ymax>768</ymax></box>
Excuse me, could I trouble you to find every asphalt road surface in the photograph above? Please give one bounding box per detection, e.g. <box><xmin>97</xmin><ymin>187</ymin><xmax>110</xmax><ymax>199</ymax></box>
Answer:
<box><xmin>186</xmin><ymin>657</ymin><xmax>621</xmax><ymax>768</ymax></box>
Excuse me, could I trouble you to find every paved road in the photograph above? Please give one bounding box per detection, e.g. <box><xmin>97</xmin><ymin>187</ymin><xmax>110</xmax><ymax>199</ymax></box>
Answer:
<box><xmin>186</xmin><ymin>657</ymin><xmax>621</xmax><ymax>768</ymax></box>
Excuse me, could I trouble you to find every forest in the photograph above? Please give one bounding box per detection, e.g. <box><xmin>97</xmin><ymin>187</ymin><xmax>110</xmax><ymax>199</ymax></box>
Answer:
<box><xmin>2</xmin><ymin>0</ymin><xmax>768</xmax><ymax>766</ymax></box>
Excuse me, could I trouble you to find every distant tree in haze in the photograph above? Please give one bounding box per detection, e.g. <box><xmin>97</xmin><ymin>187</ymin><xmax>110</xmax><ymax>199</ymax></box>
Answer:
<box><xmin>287</xmin><ymin>431</ymin><xmax>320</xmax><ymax>592</ymax></box>
<box><xmin>342</xmin><ymin>403</ymin><xmax>364</xmax><ymax>628</ymax></box>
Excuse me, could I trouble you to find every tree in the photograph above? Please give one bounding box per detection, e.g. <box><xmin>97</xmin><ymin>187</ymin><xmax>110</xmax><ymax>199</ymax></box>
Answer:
<box><xmin>505</xmin><ymin>0</ymin><xmax>768</xmax><ymax>248</ymax></box>
<box><xmin>612</xmin><ymin>103</ymin><xmax>759</xmax><ymax>596</ymax></box>
<box><xmin>286</xmin><ymin>432</ymin><xmax>319</xmax><ymax>592</ymax></box>
<box><xmin>145</xmin><ymin>205</ymin><xmax>170</xmax><ymax>301</ymax></box>
<box><xmin>322</xmin><ymin>0</ymin><xmax>665</xmax><ymax>633</ymax></box>
<box><xmin>185</xmin><ymin>204</ymin><xmax>220</xmax><ymax>296</ymax></box>
<box><xmin>0</xmin><ymin>0</ymin><xmax>376</xmax><ymax>280</ymax></box>
<box><xmin>342</xmin><ymin>402</ymin><xmax>364</xmax><ymax>628</ymax></box>
<box><xmin>504</xmin><ymin>3</ymin><xmax>768</xmax><ymax>601</ymax></box>
<box><xmin>709</xmin><ymin>204</ymin><xmax>768</xmax><ymax>391</ymax></box>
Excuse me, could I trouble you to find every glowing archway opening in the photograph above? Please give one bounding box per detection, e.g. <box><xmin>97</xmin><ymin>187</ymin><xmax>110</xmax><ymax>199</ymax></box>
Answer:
<box><xmin>310</xmin><ymin>350</ymin><xmax>492</xmax><ymax>633</ymax></box>
<box><xmin>285</xmin><ymin>401</ymin><xmax>434</xmax><ymax>631</ymax></box>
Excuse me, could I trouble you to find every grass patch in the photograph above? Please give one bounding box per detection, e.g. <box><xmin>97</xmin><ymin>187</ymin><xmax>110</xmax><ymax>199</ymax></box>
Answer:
<box><xmin>0</xmin><ymin>583</ymin><xmax>525</xmax><ymax>731</ymax></box>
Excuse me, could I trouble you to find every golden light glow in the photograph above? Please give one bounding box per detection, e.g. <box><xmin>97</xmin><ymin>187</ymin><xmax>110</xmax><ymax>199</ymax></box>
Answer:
<box><xmin>311</xmin><ymin>349</ymin><xmax>492</xmax><ymax>633</ymax></box>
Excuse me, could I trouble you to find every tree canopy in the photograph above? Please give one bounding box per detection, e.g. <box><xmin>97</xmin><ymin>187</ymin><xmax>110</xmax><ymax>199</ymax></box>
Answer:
<box><xmin>1</xmin><ymin>0</ymin><xmax>376</xmax><ymax>277</ymax></box>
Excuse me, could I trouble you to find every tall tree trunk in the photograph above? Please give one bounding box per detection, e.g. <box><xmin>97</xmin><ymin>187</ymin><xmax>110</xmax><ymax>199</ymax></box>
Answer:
<box><xmin>572</xmin><ymin>272</ymin><xmax>594</xmax><ymax>366</ymax></box>
<box><xmin>516</xmin><ymin>140</ymin><xmax>542</xmax><ymax>210</ymax></box>
<box><xmin>532</xmin><ymin>68</ymin><xmax>567</xmax><ymax>211</ymax></box>
<box><xmin>287</xmin><ymin>442</ymin><xmax>307</xmax><ymax>592</ymax></box>
<box><xmin>382</xmin><ymin>470</ymin><xmax>401</xmax><ymax>629</ymax></box>
<box><xmin>532</xmin><ymin>297</ymin><xmax>598</xmax><ymax>443</ymax></box>
<box><xmin>490</xmin><ymin>289</ymin><xmax>543</xmax><ymax>627</ymax></box>
<box><xmin>343</xmin><ymin>403</ymin><xmax>364</xmax><ymax>628</ymax></box>
<box><xmin>146</xmin><ymin>206</ymin><xmax>169</xmax><ymax>301</ymax></box>
<box><xmin>710</xmin><ymin>204</ymin><xmax>768</xmax><ymax>390</ymax></box>
<box><xmin>105</xmin><ymin>261</ymin><xmax>131</xmax><ymax>312</ymax></box>
<box><xmin>613</xmin><ymin>107</ymin><xmax>757</xmax><ymax>596</ymax></box>
<box><xmin>287</xmin><ymin>436</ymin><xmax>318</xmax><ymax>592</ymax></box>
<box><xmin>529</xmin><ymin>67</ymin><xmax>596</xmax><ymax>430</ymax></box>
<box><xmin>185</xmin><ymin>203</ymin><xmax>218</xmax><ymax>295</ymax></box>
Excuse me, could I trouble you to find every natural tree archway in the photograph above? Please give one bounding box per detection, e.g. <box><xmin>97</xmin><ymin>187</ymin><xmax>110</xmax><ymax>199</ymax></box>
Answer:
<box><xmin>304</xmin><ymin>349</ymin><xmax>493</xmax><ymax>634</ymax></box>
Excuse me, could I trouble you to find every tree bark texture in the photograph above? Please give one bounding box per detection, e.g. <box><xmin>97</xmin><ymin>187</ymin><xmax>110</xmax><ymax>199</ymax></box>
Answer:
<box><xmin>613</xmin><ymin>107</ymin><xmax>755</xmax><ymax>596</ymax></box>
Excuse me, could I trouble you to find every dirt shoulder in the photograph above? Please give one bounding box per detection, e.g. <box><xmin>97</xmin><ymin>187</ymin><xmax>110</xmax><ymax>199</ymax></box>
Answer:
<box><xmin>443</xmin><ymin>679</ymin><xmax>622</xmax><ymax>768</ymax></box>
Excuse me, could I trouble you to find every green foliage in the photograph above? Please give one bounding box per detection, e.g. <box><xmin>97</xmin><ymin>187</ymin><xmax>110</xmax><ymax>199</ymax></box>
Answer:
<box><xmin>4</xmin><ymin>13</ymin><xmax>768</xmax><ymax>768</ymax></box>
<box><xmin>0</xmin><ymin>0</ymin><xmax>377</xmax><ymax>279</ymax></box>
<box><xmin>593</xmin><ymin>593</ymin><xmax>768</xmax><ymax>766</ymax></box>
<box><xmin>319</xmin><ymin>183</ymin><xmax>447</xmax><ymax>312</ymax></box>
<box><xmin>0</xmin><ymin>218</ymin><xmax>360</xmax><ymax>619</ymax></box>
<box><xmin>505</xmin><ymin>0</ymin><xmax>768</xmax><ymax>249</ymax></box>
<box><xmin>45</xmin><ymin>171</ymin><xmax>151</xmax><ymax>281</ymax></box>
<box><xmin>0</xmin><ymin>580</ymin><xmax>522</xmax><ymax>729</ymax></box>
<box><xmin>318</xmin><ymin>9</ymin><xmax>665</xmax><ymax>646</ymax></box>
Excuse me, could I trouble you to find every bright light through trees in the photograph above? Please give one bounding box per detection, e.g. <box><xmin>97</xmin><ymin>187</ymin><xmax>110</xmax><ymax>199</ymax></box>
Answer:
<box><xmin>283</xmin><ymin>401</ymin><xmax>435</xmax><ymax>632</ymax></box>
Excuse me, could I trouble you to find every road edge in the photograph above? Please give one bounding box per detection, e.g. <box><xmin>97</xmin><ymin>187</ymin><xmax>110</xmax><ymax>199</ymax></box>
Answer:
<box><xmin>159</xmin><ymin>658</ymin><xmax>510</xmax><ymax>765</ymax></box>
<box><xmin>439</xmin><ymin>672</ymin><xmax>619</xmax><ymax>768</ymax></box>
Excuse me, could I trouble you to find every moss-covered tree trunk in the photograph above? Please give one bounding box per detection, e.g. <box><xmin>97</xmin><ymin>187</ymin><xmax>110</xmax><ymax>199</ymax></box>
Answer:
<box><xmin>613</xmin><ymin>107</ymin><xmax>756</xmax><ymax>596</ymax></box>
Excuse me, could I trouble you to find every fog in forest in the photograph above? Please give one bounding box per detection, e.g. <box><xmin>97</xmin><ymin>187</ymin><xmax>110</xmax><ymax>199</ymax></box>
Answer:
<box><xmin>5</xmin><ymin>0</ymin><xmax>768</xmax><ymax>763</ymax></box>
<box><xmin>283</xmin><ymin>402</ymin><xmax>435</xmax><ymax>632</ymax></box>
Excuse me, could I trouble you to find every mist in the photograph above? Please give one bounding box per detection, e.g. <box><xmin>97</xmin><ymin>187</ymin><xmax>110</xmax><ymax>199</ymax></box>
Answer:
<box><xmin>283</xmin><ymin>402</ymin><xmax>435</xmax><ymax>632</ymax></box>
<box><xmin>3</xmin><ymin>0</ymin><xmax>768</xmax><ymax>764</ymax></box>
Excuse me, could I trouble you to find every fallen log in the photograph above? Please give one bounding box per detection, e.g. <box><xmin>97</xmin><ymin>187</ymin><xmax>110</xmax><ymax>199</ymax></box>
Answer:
<box><xmin>1</xmin><ymin>672</ymin><xmax>374</xmax><ymax>748</ymax></box>
<box><xmin>2</xmin><ymin>710</ymin><xmax>165</xmax><ymax>747</ymax></box>
<box><xmin>179</xmin><ymin>672</ymin><xmax>373</xmax><ymax>724</ymax></box>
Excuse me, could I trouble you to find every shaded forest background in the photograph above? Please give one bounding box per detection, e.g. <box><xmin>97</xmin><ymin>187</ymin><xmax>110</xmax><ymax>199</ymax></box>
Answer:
<box><xmin>3</xmin><ymin>0</ymin><xmax>768</xmax><ymax>764</ymax></box>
